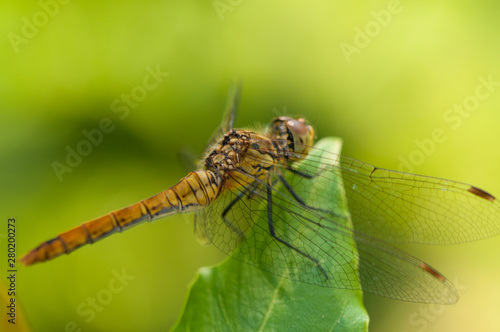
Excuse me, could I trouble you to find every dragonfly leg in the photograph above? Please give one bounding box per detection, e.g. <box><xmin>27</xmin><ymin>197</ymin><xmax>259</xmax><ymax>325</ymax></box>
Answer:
<box><xmin>266</xmin><ymin>177</ymin><xmax>329</xmax><ymax>280</ymax></box>
<box><xmin>277</xmin><ymin>173</ymin><xmax>344</xmax><ymax>219</ymax></box>
<box><xmin>286</xmin><ymin>166</ymin><xmax>315</xmax><ymax>178</ymax></box>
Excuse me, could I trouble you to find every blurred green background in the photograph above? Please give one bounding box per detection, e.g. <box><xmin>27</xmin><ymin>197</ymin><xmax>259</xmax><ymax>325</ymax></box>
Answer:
<box><xmin>1</xmin><ymin>1</ymin><xmax>500</xmax><ymax>331</ymax></box>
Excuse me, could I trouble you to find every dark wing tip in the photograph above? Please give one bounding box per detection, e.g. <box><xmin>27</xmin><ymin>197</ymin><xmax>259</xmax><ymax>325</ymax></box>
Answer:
<box><xmin>468</xmin><ymin>186</ymin><xmax>496</xmax><ymax>202</ymax></box>
<box><xmin>419</xmin><ymin>262</ymin><xmax>446</xmax><ymax>282</ymax></box>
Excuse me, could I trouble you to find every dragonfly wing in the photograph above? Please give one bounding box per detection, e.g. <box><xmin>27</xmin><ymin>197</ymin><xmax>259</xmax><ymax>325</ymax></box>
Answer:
<box><xmin>202</xmin><ymin>84</ymin><xmax>242</xmax><ymax>156</ymax></box>
<box><xmin>178</xmin><ymin>84</ymin><xmax>242</xmax><ymax>171</ymax></box>
<box><xmin>200</xmin><ymin>154</ymin><xmax>361</xmax><ymax>290</ymax></box>
<box><xmin>194</xmin><ymin>210</ymin><xmax>212</xmax><ymax>246</ymax></box>
<box><xmin>354</xmin><ymin>230</ymin><xmax>458</xmax><ymax>303</ymax></box>
<box><xmin>257</xmin><ymin>140</ymin><xmax>500</xmax><ymax>245</ymax></box>
<box><xmin>200</xmin><ymin>138</ymin><xmax>459</xmax><ymax>303</ymax></box>
<box><xmin>338</xmin><ymin>156</ymin><xmax>500</xmax><ymax>244</ymax></box>
<box><xmin>197</xmin><ymin>181</ymin><xmax>259</xmax><ymax>256</ymax></box>
<box><xmin>219</xmin><ymin>82</ymin><xmax>241</xmax><ymax>132</ymax></box>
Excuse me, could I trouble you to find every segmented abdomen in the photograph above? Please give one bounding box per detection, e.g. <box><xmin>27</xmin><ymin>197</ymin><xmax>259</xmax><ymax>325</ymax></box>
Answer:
<box><xmin>20</xmin><ymin>170</ymin><xmax>221</xmax><ymax>266</ymax></box>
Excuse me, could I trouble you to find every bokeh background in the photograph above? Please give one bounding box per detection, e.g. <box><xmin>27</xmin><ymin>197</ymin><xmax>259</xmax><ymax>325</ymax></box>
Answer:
<box><xmin>2</xmin><ymin>1</ymin><xmax>500</xmax><ymax>331</ymax></box>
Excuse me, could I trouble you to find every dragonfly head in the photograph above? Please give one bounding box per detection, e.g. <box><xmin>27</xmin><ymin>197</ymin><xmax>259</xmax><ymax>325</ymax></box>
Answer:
<box><xmin>269</xmin><ymin>117</ymin><xmax>315</xmax><ymax>159</ymax></box>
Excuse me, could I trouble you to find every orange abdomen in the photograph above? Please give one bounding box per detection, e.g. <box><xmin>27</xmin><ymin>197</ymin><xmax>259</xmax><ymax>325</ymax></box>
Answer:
<box><xmin>20</xmin><ymin>170</ymin><xmax>220</xmax><ymax>266</ymax></box>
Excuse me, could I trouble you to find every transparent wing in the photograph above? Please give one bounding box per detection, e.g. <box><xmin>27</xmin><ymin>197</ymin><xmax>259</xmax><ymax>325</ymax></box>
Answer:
<box><xmin>219</xmin><ymin>82</ymin><xmax>241</xmax><ymax>132</ymax></box>
<box><xmin>342</xmin><ymin>160</ymin><xmax>500</xmax><ymax>244</ymax></box>
<box><xmin>193</xmin><ymin>138</ymin><xmax>498</xmax><ymax>303</ymax></box>
<box><xmin>202</xmin><ymin>84</ymin><xmax>242</xmax><ymax>156</ymax></box>
<box><xmin>183</xmin><ymin>84</ymin><xmax>242</xmax><ymax>171</ymax></box>
<box><xmin>197</xmin><ymin>139</ymin><xmax>363</xmax><ymax>291</ymax></box>
<box><xmin>253</xmin><ymin>139</ymin><xmax>500</xmax><ymax>245</ymax></box>
<box><xmin>194</xmin><ymin>210</ymin><xmax>211</xmax><ymax>246</ymax></box>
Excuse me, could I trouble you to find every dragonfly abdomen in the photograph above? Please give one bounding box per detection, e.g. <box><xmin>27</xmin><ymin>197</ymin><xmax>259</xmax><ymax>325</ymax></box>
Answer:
<box><xmin>20</xmin><ymin>171</ymin><xmax>221</xmax><ymax>266</ymax></box>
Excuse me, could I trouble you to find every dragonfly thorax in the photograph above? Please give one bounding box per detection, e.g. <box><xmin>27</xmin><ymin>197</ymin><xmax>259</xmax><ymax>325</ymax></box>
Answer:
<box><xmin>203</xmin><ymin>129</ymin><xmax>279</xmax><ymax>188</ymax></box>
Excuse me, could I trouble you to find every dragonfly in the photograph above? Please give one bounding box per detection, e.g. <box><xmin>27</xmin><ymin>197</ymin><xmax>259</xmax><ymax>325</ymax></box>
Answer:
<box><xmin>20</xmin><ymin>87</ymin><xmax>500</xmax><ymax>304</ymax></box>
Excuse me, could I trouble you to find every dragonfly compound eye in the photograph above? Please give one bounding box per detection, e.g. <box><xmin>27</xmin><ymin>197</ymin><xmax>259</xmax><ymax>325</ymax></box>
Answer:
<box><xmin>268</xmin><ymin>116</ymin><xmax>316</xmax><ymax>159</ymax></box>
<box><xmin>285</xmin><ymin>118</ymin><xmax>315</xmax><ymax>157</ymax></box>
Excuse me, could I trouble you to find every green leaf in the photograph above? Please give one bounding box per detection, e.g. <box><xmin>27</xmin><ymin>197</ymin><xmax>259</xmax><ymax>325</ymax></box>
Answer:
<box><xmin>173</xmin><ymin>138</ymin><xmax>369</xmax><ymax>332</ymax></box>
